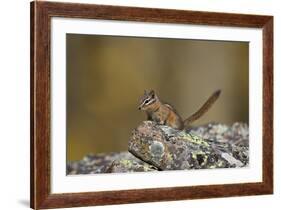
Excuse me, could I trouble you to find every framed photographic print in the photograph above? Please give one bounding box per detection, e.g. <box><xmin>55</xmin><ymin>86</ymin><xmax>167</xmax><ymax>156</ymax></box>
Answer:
<box><xmin>30</xmin><ymin>1</ymin><xmax>273</xmax><ymax>209</ymax></box>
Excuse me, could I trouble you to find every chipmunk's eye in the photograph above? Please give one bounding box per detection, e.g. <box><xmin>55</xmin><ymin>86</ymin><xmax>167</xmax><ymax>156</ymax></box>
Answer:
<box><xmin>144</xmin><ymin>99</ymin><xmax>150</xmax><ymax>104</ymax></box>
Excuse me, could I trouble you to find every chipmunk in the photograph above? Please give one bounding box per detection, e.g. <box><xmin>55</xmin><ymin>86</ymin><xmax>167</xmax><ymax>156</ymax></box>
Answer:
<box><xmin>138</xmin><ymin>89</ymin><xmax>221</xmax><ymax>130</ymax></box>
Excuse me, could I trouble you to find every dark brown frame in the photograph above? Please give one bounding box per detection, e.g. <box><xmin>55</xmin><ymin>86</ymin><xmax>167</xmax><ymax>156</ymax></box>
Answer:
<box><xmin>30</xmin><ymin>1</ymin><xmax>273</xmax><ymax>209</ymax></box>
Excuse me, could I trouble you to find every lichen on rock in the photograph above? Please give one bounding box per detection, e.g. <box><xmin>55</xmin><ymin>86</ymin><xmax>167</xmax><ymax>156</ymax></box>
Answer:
<box><xmin>128</xmin><ymin>121</ymin><xmax>248</xmax><ymax>170</ymax></box>
<box><xmin>67</xmin><ymin>151</ymin><xmax>157</xmax><ymax>175</ymax></box>
<box><xmin>106</xmin><ymin>153</ymin><xmax>157</xmax><ymax>173</ymax></box>
<box><xmin>67</xmin><ymin>122</ymin><xmax>249</xmax><ymax>174</ymax></box>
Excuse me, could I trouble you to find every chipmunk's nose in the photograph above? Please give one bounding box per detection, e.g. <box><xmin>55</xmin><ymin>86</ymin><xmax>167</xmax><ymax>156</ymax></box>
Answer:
<box><xmin>138</xmin><ymin>106</ymin><xmax>141</xmax><ymax>110</ymax></box>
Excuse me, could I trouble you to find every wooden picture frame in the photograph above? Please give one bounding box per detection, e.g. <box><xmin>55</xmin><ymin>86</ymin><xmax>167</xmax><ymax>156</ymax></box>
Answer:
<box><xmin>30</xmin><ymin>1</ymin><xmax>273</xmax><ymax>209</ymax></box>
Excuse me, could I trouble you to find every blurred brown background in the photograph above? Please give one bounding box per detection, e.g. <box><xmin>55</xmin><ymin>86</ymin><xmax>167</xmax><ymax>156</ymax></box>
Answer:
<box><xmin>67</xmin><ymin>34</ymin><xmax>249</xmax><ymax>161</ymax></box>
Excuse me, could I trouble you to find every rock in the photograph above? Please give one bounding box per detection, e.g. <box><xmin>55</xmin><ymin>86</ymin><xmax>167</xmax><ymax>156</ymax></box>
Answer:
<box><xmin>190</xmin><ymin>122</ymin><xmax>249</xmax><ymax>166</ymax></box>
<box><xmin>67</xmin><ymin>153</ymin><xmax>112</xmax><ymax>174</ymax></box>
<box><xmin>67</xmin><ymin>151</ymin><xmax>157</xmax><ymax>175</ymax></box>
<box><xmin>128</xmin><ymin>121</ymin><xmax>248</xmax><ymax>170</ymax></box>
<box><xmin>67</xmin><ymin>152</ymin><xmax>131</xmax><ymax>174</ymax></box>
<box><xmin>67</xmin><ymin>122</ymin><xmax>249</xmax><ymax>174</ymax></box>
<box><xmin>106</xmin><ymin>154</ymin><xmax>157</xmax><ymax>173</ymax></box>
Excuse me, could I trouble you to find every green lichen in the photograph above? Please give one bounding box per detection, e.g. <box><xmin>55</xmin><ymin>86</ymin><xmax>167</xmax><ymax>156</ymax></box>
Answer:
<box><xmin>119</xmin><ymin>159</ymin><xmax>134</xmax><ymax>168</ymax></box>
<box><xmin>181</xmin><ymin>133</ymin><xmax>209</xmax><ymax>147</ymax></box>
<box><xmin>216</xmin><ymin>160</ymin><xmax>225</xmax><ymax>167</ymax></box>
<box><xmin>166</xmin><ymin>152</ymin><xmax>173</xmax><ymax>162</ymax></box>
<box><xmin>191</xmin><ymin>150</ymin><xmax>208</xmax><ymax>166</ymax></box>
<box><xmin>110</xmin><ymin>158</ymin><xmax>157</xmax><ymax>172</ymax></box>
<box><xmin>128</xmin><ymin>121</ymin><xmax>248</xmax><ymax>171</ymax></box>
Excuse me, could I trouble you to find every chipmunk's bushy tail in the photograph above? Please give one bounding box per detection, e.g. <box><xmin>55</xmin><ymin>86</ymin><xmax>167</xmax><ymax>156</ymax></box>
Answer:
<box><xmin>184</xmin><ymin>90</ymin><xmax>221</xmax><ymax>128</ymax></box>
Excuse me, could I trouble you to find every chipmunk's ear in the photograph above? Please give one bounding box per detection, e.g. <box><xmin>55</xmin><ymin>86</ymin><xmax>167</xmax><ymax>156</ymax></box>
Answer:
<box><xmin>149</xmin><ymin>90</ymin><xmax>155</xmax><ymax>98</ymax></box>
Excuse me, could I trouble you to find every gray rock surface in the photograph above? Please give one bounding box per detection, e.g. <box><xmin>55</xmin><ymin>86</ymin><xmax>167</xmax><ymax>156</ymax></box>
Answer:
<box><xmin>128</xmin><ymin>121</ymin><xmax>248</xmax><ymax>170</ymax></box>
<box><xmin>106</xmin><ymin>153</ymin><xmax>157</xmax><ymax>173</ymax></box>
<box><xmin>190</xmin><ymin>122</ymin><xmax>249</xmax><ymax>166</ymax></box>
<box><xmin>67</xmin><ymin>122</ymin><xmax>249</xmax><ymax>174</ymax></box>
<box><xmin>67</xmin><ymin>151</ymin><xmax>157</xmax><ymax>175</ymax></box>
